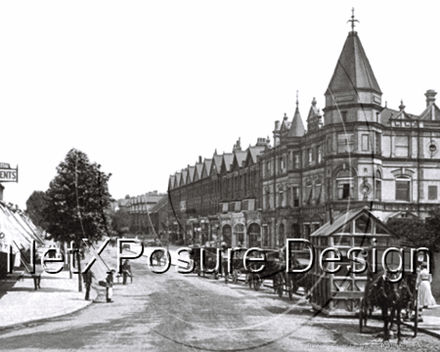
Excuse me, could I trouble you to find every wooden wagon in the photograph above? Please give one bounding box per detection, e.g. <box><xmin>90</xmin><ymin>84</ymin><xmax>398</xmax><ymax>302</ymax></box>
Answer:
<box><xmin>308</xmin><ymin>207</ymin><xmax>414</xmax><ymax>316</ymax></box>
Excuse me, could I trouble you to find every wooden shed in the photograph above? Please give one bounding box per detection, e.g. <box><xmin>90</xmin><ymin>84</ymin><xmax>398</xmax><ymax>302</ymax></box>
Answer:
<box><xmin>308</xmin><ymin>207</ymin><xmax>406</xmax><ymax>316</ymax></box>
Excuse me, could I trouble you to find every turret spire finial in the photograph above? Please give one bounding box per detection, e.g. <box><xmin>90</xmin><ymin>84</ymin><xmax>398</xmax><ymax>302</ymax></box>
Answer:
<box><xmin>347</xmin><ymin>7</ymin><xmax>359</xmax><ymax>32</ymax></box>
<box><xmin>296</xmin><ymin>90</ymin><xmax>299</xmax><ymax>108</ymax></box>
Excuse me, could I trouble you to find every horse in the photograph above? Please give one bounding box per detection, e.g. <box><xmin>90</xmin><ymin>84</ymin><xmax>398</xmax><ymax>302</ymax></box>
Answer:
<box><xmin>367</xmin><ymin>271</ymin><xmax>415</xmax><ymax>343</ymax></box>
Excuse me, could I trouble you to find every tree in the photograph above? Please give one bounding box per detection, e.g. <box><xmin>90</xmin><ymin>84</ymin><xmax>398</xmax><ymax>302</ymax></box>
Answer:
<box><xmin>387</xmin><ymin>209</ymin><xmax>440</xmax><ymax>272</ymax></box>
<box><xmin>44</xmin><ymin>149</ymin><xmax>113</xmax><ymax>291</ymax></box>
<box><xmin>110</xmin><ymin>207</ymin><xmax>130</xmax><ymax>237</ymax></box>
<box><xmin>25</xmin><ymin>191</ymin><xmax>48</xmax><ymax>228</ymax></box>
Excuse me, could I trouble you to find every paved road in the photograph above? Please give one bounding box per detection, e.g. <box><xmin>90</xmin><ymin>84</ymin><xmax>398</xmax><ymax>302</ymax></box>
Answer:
<box><xmin>0</xmin><ymin>247</ymin><xmax>439</xmax><ymax>352</ymax></box>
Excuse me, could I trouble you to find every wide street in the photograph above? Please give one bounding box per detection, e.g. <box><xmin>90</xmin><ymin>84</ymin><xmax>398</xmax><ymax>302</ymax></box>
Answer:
<box><xmin>0</xmin><ymin>247</ymin><xmax>439</xmax><ymax>352</ymax></box>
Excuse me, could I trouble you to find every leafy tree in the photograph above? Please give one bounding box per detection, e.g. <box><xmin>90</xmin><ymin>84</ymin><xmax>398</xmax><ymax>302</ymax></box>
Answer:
<box><xmin>110</xmin><ymin>207</ymin><xmax>130</xmax><ymax>237</ymax></box>
<box><xmin>44</xmin><ymin>148</ymin><xmax>113</xmax><ymax>291</ymax></box>
<box><xmin>25</xmin><ymin>191</ymin><xmax>48</xmax><ymax>228</ymax></box>
<box><xmin>387</xmin><ymin>208</ymin><xmax>440</xmax><ymax>271</ymax></box>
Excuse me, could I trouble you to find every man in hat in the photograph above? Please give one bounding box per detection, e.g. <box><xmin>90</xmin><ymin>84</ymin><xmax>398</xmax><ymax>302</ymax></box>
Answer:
<box><xmin>82</xmin><ymin>268</ymin><xmax>95</xmax><ymax>301</ymax></box>
<box><xmin>106</xmin><ymin>269</ymin><xmax>115</xmax><ymax>303</ymax></box>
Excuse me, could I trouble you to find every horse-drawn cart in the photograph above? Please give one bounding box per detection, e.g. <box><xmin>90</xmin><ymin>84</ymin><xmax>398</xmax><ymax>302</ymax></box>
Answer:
<box><xmin>245</xmin><ymin>249</ymin><xmax>285</xmax><ymax>295</ymax></box>
<box><xmin>189</xmin><ymin>245</ymin><xmax>220</xmax><ymax>279</ymax></box>
<box><xmin>358</xmin><ymin>244</ymin><xmax>420</xmax><ymax>340</ymax></box>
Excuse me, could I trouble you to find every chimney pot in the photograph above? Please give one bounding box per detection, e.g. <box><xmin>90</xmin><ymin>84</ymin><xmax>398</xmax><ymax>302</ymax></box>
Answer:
<box><xmin>425</xmin><ymin>89</ymin><xmax>437</xmax><ymax>107</ymax></box>
<box><xmin>199</xmin><ymin>156</ymin><xmax>202</xmax><ymax>163</ymax></box>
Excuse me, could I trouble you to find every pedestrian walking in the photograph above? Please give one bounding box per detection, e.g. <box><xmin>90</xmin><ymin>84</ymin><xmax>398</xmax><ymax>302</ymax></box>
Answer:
<box><xmin>122</xmin><ymin>260</ymin><xmax>132</xmax><ymax>285</ymax></box>
<box><xmin>221</xmin><ymin>242</ymin><xmax>229</xmax><ymax>284</ymax></box>
<box><xmin>417</xmin><ymin>262</ymin><xmax>437</xmax><ymax>309</ymax></box>
<box><xmin>32</xmin><ymin>262</ymin><xmax>43</xmax><ymax>290</ymax></box>
<box><xmin>82</xmin><ymin>268</ymin><xmax>95</xmax><ymax>301</ymax></box>
<box><xmin>106</xmin><ymin>269</ymin><xmax>115</xmax><ymax>303</ymax></box>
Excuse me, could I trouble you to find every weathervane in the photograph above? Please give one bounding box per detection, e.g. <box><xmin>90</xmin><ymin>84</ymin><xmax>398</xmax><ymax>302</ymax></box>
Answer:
<box><xmin>347</xmin><ymin>7</ymin><xmax>359</xmax><ymax>32</ymax></box>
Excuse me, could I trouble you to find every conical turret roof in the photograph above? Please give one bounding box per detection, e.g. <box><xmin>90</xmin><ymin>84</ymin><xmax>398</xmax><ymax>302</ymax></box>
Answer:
<box><xmin>288</xmin><ymin>106</ymin><xmax>305</xmax><ymax>137</ymax></box>
<box><xmin>326</xmin><ymin>31</ymin><xmax>381</xmax><ymax>95</ymax></box>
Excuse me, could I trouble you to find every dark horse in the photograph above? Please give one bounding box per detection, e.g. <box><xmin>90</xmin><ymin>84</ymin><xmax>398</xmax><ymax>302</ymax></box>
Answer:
<box><xmin>367</xmin><ymin>271</ymin><xmax>415</xmax><ymax>343</ymax></box>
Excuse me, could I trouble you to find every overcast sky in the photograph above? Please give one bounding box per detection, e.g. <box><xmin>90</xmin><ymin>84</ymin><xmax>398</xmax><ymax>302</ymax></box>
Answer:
<box><xmin>1</xmin><ymin>1</ymin><xmax>439</xmax><ymax>209</ymax></box>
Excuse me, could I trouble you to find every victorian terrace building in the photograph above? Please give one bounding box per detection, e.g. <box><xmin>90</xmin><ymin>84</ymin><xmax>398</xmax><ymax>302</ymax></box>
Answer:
<box><xmin>168</xmin><ymin>18</ymin><xmax>440</xmax><ymax>249</ymax></box>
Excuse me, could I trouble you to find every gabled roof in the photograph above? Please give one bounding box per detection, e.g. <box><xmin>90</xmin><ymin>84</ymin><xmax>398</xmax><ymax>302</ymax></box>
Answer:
<box><xmin>311</xmin><ymin>207</ymin><xmax>395</xmax><ymax>238</ymax></box>
<box><xmin>202</xmin><ymin>159</ymin><xmax>212</xmax><ymax>178</ymax></box>
<box><xmin>232</xmin><ymin>151</ymin><xmax>247</xmax><ymax>171</ymax></box>
<box><xmin>307</xmin><ymin>98</ymin><xmax>321</xmax><ymax>122</ymax></box>
<box><xmin>168</xmin><ymin>175</ymin><xmax>175</xmax><ymax>190</ymax></box>
<box><xmin>194</xmin><ymin>163</ymin><xmax>203</xmax><ymax>181</ymax></box>
<box><xmin>280</xmin><ymin>114</ymin><xmax>291</xmax><ymax>132</ymax></box>
<box><xmin>419</xmin><ymin>103</ymin><xmax>440</xmax><ymax>121</ymax></box>
<box><xmin>247</xmin><ymin>146</ymin><xmax>265</xmax><ymax>165</ymax></box>
<box><xmin>180</xmin><ymin>169</ymin><xmax>188</xmax><ymax>186</ymax></box>
<box><xmin>326</xmin><ymin>31</ymin><xmax>381</xmax><ymax>95</ymax></box>
<box><xmin>211</xmin><ymin>154</ymin><xmax>222</xmax><ymax>175</ymax></box>
<box><xmin>221</xmin><ymin>153</ymin><xmax>234</xmax><ymax>173</ymax></box>
<box><xmin>288</xmin><ymin>105</ymin><xmax>305</xmax><ymax>137</ymax></box>
<box><xmin>187</xmin><ymin>166</ymin><xmax>195</xmax><ymax>183</ymax></box>
<box><xmin>174</xmin><ymin>173</ymin><xmax>181</xmax><ymax>188</ymax></box>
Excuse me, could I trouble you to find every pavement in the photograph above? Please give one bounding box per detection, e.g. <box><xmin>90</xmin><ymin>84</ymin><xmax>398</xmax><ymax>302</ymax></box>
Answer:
<box><xmin>1</xmin><ymin>243</ymin><xmax>440</xmax><ymax>340</ymax></box>
<box><xmin>0</xmin><ymin>268</ymin><xmax>99</xmax><ymax>330</ymax></box>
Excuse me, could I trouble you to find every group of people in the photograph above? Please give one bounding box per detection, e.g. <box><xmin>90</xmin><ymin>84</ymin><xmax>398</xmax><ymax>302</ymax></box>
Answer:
<box><xmin>82</xmin><ymin>259</ymin><xmax>133</xmax><ymax>303</ymax></box>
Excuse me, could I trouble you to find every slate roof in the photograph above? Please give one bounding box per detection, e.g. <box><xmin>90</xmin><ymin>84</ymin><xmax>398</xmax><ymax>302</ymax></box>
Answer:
<box><xmin>222</xmin><ymin>153</ymin><xmax>234</xmax><ymax>172</ymax></box>
<box><xmin>149</xmin><ymin>195</ymin><xmax>168</xmax><ymax>214</ymax></box>
<box><xmin>288</xmin><ymin>106</ymin><xmax>305</xmax><ymax>137</ymax></box>
<box><xmin>195</xmin><ymin>162</ymin><xmax>203</xmax><ymax>179</ymax></box>
<box><xmin>311</xmin><ymin>207</ymin><xmax>393</xmax><ymax>238</ymax></box>
<box><xmin>419</xmin><ymin>103</ymin><xmax>440</xmax><ymax>120</ymax></box>
<box><xmin>203</xmin><ymin>159</ymin><xmax>212</xmax><ymax>177</ymax></box>
<box><xmin>187</xmin><ymin>166</ymin><xmax>195</xmax><ymax>183</ymax></box>
<box><xmin>234</xmin><ymin>151</ymin><xmax>247</xmax><ymax>168</ymax></box>
<box><xmin>327</xmin><ymin>31</ymin><xmax>381</xmax><ymax>95</ymax></box>
<box><xmin>180</xmin><ymin>169</ymin><xmax>188</xmax><ymax>186</ymax></box>
<box><xmin>212</xmin><ymin>154</ymin><xmax>223</xmax><ymax>174</ymax></box>
<box><xmin>248</xmin><ymin>146</ymin><xmax>266</xmax><ymax>164</ymax></box>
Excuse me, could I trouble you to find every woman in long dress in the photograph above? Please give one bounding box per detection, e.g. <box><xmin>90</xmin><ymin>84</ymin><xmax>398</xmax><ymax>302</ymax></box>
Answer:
<box><xmin>417</xmin><ymin>262</ymin><xmax>437</xmax><ymax>308</ymax></box>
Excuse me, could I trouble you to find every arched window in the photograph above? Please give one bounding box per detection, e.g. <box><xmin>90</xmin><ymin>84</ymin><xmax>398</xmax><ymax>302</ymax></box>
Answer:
<box><xmin>336</xmin><ymin>169</ymin><xmax>354</xmax><ymax>200</ymax></box>
<box><xmin>375</xmin><ymin>170</ymin><xmax>382</xmax><ymax>200</ymax></box>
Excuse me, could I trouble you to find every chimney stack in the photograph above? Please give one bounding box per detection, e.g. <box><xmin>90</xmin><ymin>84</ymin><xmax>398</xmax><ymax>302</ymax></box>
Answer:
<box><xmin>274</xmin><ymin>120</ymin><xmax>280</xmax><ymax>130</ymax></box>
<box><xmin>198</xmin><ymin>156</ymin><xmax>202</xmax><ymax>163</ymax></box>
<box><xmin>425</xmin><ymin>90</ymin><xmax>437</xmax><ymax>107</ymax></box>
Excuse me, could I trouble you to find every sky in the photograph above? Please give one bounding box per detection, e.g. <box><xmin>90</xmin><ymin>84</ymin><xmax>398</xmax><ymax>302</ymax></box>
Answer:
<box><xmin>1</xmin><ymin>1</ymin><xmax>440</xmax><ymax>209</ymax></box>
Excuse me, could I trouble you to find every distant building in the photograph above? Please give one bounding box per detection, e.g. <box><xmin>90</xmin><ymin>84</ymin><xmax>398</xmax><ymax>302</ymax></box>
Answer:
<box><xmin>126</xmin><ymin>191</ymin><xmax>167</xmax><ymax>234</ymax></box>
